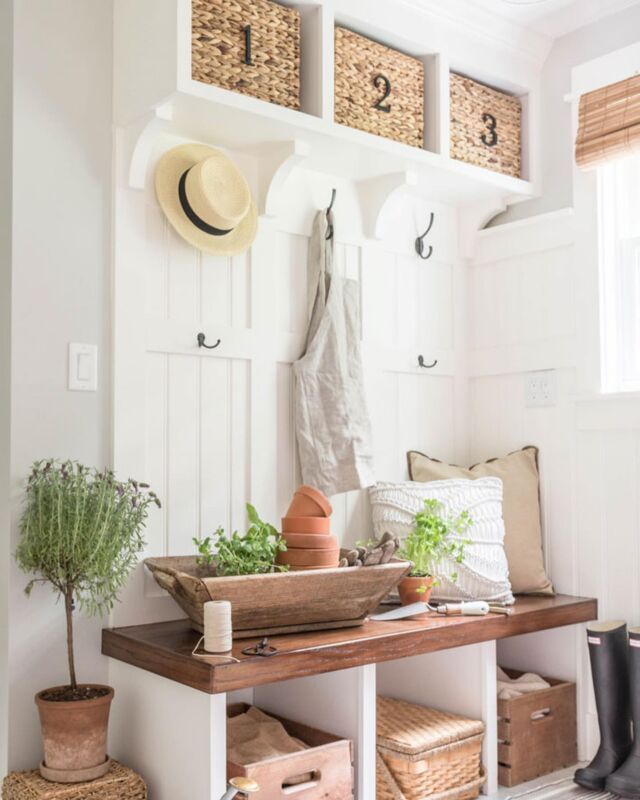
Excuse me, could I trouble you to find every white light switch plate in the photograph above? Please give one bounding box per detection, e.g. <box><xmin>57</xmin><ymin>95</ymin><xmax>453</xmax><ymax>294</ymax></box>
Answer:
<box><xmin>525</xmin><ymin>369</ymin><xmax>557</xmax><ymax>408</ymax></box>
<box><xmin>68</xmin><ymin>343</ymin><xmax>97</xmax><ymax>392</ymax></box>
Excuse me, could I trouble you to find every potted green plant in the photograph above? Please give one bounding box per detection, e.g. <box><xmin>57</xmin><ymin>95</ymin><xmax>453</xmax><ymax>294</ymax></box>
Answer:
<box><xmin>16</xmin><ymin>460</ymin><xmax>160</xmax><ymax>783</ymax></box>
<box><xmin>193</xmin><ymin>503</ymin><xmax>288</xmax><ymax>574</ymax></box>
<box><xmin>397</xmin><ymin>499</ymin><xmax>472</xmax><ymax>605</ymax></box>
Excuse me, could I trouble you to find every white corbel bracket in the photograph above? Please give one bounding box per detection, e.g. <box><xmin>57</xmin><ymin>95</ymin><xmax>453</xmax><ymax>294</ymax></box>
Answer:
<box><xmin>126</xmin><ymin>104</ymin><xmax>174</xmax><ymax>191</ymax></box>
<box><xmin>357</xmin><ymin>171</ymin><xmax>418</xmax><ymax>240</ymax></box>
<box><xmin>253</xmin><ymin>139</ymin><xmax>310</xmax><ymax>218</ymax></box>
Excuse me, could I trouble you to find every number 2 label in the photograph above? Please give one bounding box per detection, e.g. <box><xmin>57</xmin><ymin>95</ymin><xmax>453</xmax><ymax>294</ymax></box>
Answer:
<box><xmin>373</xmin><ymin>74</ymin><xmax>392</xmax><ymax>113</ymax></box>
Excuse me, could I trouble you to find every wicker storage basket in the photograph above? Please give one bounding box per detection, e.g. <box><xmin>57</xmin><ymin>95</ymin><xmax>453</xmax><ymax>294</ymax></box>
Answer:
<box><xmin>2</xmin><ymin>762</ymin><xmax>146</xmax><ymax>800</ymax></box>
<box><xmin>192</xmin><ymin>0</ymin><xmax>301</xmax><ymax>110</ymax></box>
<box><xmin>377</xmin><ymin>696</ymin><xmax>485</xmax><ymax>800</ymax></box>
<box><xmin>450</xmin><ymin>72</ymin><xmax>521</xmax><ymax>178</ymax></box>
<box><xmin>334</xmin><ymin>27</ymin><xmax>424</xmax><ymax>148</ymax></box>
<box><xmin>498</xmin><ymin>668</ymin><xmax>577</xmax><ymax>787</ymax></box>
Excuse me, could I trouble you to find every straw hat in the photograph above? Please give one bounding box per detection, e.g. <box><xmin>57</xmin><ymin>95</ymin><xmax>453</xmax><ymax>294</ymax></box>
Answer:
<box><xmin>155</xmin><ymin>143</ymin><xmax>258</xmax><ymax>256</ymax></box>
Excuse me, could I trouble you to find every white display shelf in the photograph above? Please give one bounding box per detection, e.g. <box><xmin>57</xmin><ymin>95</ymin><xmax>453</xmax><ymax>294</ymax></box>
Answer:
<box><xmin>155</xmin><ymin>82</ymin><xmax>535</xmax><ymax>207</ymax></box>
<box><xmin>114</xmin><ymin>0</ymin><xmax>540</xmax><ymax>213</ymax></box>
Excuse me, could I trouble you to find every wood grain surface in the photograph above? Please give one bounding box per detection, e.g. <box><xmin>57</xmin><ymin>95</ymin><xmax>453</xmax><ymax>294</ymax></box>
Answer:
<box><xmin>102</xmin><ymin>594</ymin><xmax>597</xmax><ymax>695</ymax></box>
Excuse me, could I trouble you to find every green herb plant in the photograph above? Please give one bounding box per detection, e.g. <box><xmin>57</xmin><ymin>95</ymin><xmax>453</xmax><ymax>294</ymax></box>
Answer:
<box><xmin>16</xmin><ymin>460</ymin><xmax>160</xmax><ymax>691</ymax></box>
<box><xmin>193</xmin><ymin>503</ymin><xmax>287</xmax><ymax>576</ymax></box>
<box><xmin>398</xmin><ymin>498</ymin><xmax>472</xmax><ymax>589</ymax></box>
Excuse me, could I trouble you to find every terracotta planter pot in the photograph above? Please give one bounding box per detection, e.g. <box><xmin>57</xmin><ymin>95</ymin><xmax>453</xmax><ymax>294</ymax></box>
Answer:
<box><xmin>277</xmin><ymin>547</ymin><xmax>340</xmax><ymax>568</ymax></box>
<box><xmin>283</xmin><ymin>532</ymin><xmax>338</xmax><ymax>550</ymax></box>
<box><xmin>286</xmin><ymin>485</ymin><xmax>333</xmax><ymax>518</ymax></box>
<box><xmin>35</xmin><ymin>685</ymin><xmax>113</xmax><ymax>783</ymax></box>
<box><xmin>398</xmin><ymin>576</ymin><xmax>435</xmax><ymax>606</ymax></box>
<box><xmin>282</xmin><ymin>516</ymin><xmax>331</xmax><ymax>534</ymax></box>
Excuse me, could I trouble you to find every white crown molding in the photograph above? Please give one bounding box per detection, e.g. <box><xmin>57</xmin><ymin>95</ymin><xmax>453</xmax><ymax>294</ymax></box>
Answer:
<box><xmin>395</xmin><ymin>0</ymin><xmax>553</xmax><ymax>67</ymax></box>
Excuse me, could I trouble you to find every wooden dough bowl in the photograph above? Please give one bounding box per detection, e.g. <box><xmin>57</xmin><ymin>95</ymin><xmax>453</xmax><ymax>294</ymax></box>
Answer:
<box><xmin>144</xmin><ymin>556</ymin><xmax>411</xmax><ymax>638</ymax></box>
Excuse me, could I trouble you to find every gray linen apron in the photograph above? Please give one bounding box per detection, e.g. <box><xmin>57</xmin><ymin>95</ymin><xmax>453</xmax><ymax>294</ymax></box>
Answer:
<box><xmin>293</xmin><ymin>211</ymin><xmax>375</xmax><ymax>496</ymax></box>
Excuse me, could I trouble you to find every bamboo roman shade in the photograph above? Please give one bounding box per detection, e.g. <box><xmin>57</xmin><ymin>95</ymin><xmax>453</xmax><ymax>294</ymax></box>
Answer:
<box><xmin>576</xmin><ymin>74</ymin><xmax>640</xmax><ymax>169</ymax></box>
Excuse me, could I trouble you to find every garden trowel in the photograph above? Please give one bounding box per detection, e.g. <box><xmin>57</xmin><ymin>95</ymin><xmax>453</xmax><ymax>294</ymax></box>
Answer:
<box><xmin>371</xmin><ymin>600</ymin><xmax>512</xmax><ymax>621</ymax></box>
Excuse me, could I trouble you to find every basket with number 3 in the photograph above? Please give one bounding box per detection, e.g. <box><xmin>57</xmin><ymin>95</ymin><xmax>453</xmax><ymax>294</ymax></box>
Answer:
<box><xmin>450</xmin><ymin>72</ymin><xmax>521</xmax><ymax>178</ymax></box>
<box><xmin>334</xmin><ymin>27</ymin><xmax>424</xmax><ymax>148</ymax></box>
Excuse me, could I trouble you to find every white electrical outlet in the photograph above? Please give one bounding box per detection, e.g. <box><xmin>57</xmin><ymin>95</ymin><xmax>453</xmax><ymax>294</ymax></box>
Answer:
<box><xmin>525</xmin><ymin>369</ymin><xmax>557</xmax><ymax>408</ymax></box>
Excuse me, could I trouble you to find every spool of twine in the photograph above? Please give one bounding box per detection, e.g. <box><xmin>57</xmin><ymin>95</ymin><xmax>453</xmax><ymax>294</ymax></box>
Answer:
<box><xmin>203</xmin><ymin>600</ymin><xmax>233</xmax><ymax>653</ymax></box>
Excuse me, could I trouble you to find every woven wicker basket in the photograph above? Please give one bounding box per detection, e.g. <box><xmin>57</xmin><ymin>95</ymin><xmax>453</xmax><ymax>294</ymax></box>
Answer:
<box><xmin>192</xmin><ymin>0</ymin><xmax>301</xmax><ymax>110</ymax></box>
<box><xmin>377</xmin><ymin>696</ymin><xmax>485</xmax><ymax>800</ymax></box>
<box><xmin>450</xmin><ymin>72</ymin><xmax>521</xmax><ymax>178</ymax></box>
<box><xmin>2</xmin><ymin>762</ymin><xmax>146</xmax><ymax>800</ymax></box>
<box><xmin>334</xmin><ymin>27</ymin><xmax>424</xmax><ymax>148</ymax></box>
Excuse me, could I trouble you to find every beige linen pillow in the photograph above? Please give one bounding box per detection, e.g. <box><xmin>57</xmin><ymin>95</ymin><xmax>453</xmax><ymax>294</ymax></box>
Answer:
<box><xmin>407</xmin><ymin>446</ymin><xmax>553</xmax><ymax>596</ymax></box>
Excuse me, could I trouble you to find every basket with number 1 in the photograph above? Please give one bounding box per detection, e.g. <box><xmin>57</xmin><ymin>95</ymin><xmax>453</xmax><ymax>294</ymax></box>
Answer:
<box><xmin>192</xmin><ymin>0</ymin><xmax>301</xmax><ymax>110</ymax></box>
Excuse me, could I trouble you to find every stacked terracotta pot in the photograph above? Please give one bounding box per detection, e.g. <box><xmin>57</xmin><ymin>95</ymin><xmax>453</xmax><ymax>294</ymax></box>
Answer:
<box><xmin>277</xmin><ymin>485</ymin><xmax>339</xmax><ymax>570</ymax></box>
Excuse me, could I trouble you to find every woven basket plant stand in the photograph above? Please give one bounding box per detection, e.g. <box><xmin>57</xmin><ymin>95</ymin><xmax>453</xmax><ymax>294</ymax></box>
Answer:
<box><xmin>2</xmin><ymin>761</ymin><xmax>146</xmax><ymax>800</ymax></box>
<box><xmin>376</xmin><ymin>696</ymin><xmax>485</xmax><ymax>800</ymax></box>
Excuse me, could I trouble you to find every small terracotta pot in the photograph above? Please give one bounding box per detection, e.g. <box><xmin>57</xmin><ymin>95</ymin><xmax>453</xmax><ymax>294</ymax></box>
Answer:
<box><xmin>282</xmin><ymin>516</ymin><xmax>331</xmax><ymax>534</ymax></box>
<box><xmin>286</xmin><ymin>485</ymin><xmax>333</xmax><ymax>518</ymax></box>
<box><xmin>283</xmin><ymin>532</ymin><xmax>338</xmax><ymax>550</ymax></box>
<box><xmin>36</xmin><ymin>684</ymin><xmax>113</xmax><ymax>783</ymax></box>
<box><xmin>398</xmin><ymin>576</ymin><xmax>435</xmax><ymax>606</ymax></box>
<box><xmin>277</xmin><ymin>547</ymin><xmax>340</xmax><ymax>568</ymax></box>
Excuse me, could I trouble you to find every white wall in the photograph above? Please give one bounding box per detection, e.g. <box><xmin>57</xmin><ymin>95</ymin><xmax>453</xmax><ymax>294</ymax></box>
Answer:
<box><xmin>5</xmin><ymin>0</ymin><xmax>114</xmax><ymax>771</ymax></box>
<box><xmin>495</xmin><ymin>3</ymin><xmax>640</xmax><ymax>224</ymax></box>
<box><xmin>469</xmin><ymin>205</ymin><xmax>640</xmax><ymax>757</ymax></box>
<box><xmin>0</xmin><ymin>0</ymin><xmax>14</xmax><ymax>778</ymax></box>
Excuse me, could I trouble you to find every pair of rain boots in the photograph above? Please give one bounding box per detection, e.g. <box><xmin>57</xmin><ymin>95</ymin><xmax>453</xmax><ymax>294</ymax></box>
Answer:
<box><xmin>575</xmin><ymin>622</ymin><xmax>640</xmax><ymax>797</ymax></box>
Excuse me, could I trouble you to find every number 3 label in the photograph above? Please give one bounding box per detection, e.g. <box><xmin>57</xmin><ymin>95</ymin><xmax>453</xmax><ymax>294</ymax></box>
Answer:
<box><xmin>481</xmin><ymin>113</ymin><xmax>498</xmax><ymax>147</ymax></box>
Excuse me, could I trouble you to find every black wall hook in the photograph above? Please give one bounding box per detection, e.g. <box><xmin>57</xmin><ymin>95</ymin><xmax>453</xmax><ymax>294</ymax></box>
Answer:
<box><xmin>418</xmin><ymin>354</ymin><xmax>438</xmax><ymax>369</ymax></box>
<box><xmin>197</xmin><ymin>332</ymin><xmax>221</xmax><ymax>350</ymax></box>
<box><xmin>415</xmin><ymin>212</ymin><xmax>435</xmax><ymax>260</ymax></box>
<box><xmin>326</xmin><ymin>188</ymin><xmax>336</xmax><ymax>240</ymax></box>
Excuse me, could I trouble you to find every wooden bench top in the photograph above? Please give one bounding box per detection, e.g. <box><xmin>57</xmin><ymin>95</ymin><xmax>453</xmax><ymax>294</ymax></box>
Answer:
<box><xmin>102</xmin><ymin>594</ymin><xmax>597</xmax><ymax>694</ymax></box>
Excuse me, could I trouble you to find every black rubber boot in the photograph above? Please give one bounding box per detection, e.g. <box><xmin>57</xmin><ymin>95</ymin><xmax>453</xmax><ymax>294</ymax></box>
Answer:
<box><xmin>606</xmin><ymin>627</ymin><xmax>640</xmax><ymax>798</ymax></box>
<box><xmin>575</xmin><ymin>621</ymin><xmax>632</xmax><ymax>790</ymax></box>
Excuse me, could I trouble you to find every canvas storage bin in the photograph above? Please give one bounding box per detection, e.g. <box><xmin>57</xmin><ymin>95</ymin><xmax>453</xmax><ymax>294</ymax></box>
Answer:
<box><xmin>450</xmin><ymin>72</ymin><xmax>521</xmax><ymax>178</ymax></box>
<box><xmin>192</xmin><ymin>0</ymin><xmax>301</xmax><ymax>110</ymax></box>
<box><xmin>377</xmin><ymin>696</ymin><xmax>485</xmax><ymax>800</ymax></box>
<box><xmin>498</xmin><ymin>669</ymin><xmax>577</xmax><ymax>787</ymax></box>
<box><xmin>334</xmin><ymin>27</ymin><xmax>424</xmax><ymax>148</ymax></box>
<box><xmin>227</xmin><ymin>704</ymin><xmax>354</xmax><ymax>800</ymax></box>
<box><xmin>2</xmin><ymin>762</ymin><xmax>146</xmax><ymax>800</ymax></box>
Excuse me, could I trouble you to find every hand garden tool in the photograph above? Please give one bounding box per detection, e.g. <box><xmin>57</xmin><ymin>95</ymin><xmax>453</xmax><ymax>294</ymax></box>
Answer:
<box><xmin>219</xmin><ymin>777</ymin><xmax>260</xmax><ymax>800</ymax></box>
<box><xmin>371</xmin><ymin>600</ymin><xmax>513</xmax><ymax>621</ymax></box>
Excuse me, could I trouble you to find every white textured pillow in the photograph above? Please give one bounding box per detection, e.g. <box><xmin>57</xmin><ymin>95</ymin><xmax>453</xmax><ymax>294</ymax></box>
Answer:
<box><xmin>369</xmin><ymin>478</ymin><xmax>514</xmax><ymax>604</ymax></box>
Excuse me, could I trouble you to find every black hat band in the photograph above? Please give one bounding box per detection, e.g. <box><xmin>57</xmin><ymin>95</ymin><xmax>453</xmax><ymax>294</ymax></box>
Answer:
<box><xmin>178</xmin><ymin>169</ymin><xmax>234</xmax><ymax>237</ymax></box>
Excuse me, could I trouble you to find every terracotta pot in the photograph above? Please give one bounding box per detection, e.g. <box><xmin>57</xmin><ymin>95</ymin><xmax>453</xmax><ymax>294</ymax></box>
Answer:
<box><xmin>277</xmin><ymin>547</ymin><xmax>340</xmax><ymax>568</ymax></box>
<box><xmin>282</xmin><ymin>516</ymin><xmax>331</xmax><ymax>534</ymax></box>
<box><xmin>398</xmin><ymin>576</ymin><xmax>435</xmax><ymax>606</ymax></box>
<box><xmin>283</xmin><ymin>532</ymin><xmax>338</xmax><ymax>550</ymax></box>
<box><xmin>286</xmin><ymin>485</ymin><xmax>333</xmax><ymax>518</ymax></box>
<box><xmin>35</xmin><ymin>685</ymin><xmax>113</xmax><ymax>783</ymax></box>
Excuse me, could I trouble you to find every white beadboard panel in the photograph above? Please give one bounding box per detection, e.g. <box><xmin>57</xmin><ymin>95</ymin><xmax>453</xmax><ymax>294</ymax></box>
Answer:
<box><xmin>200</xmin><ymin>252</ymin><xmax>232</xmax><ymax>326</ymax></box>
<box><xmin>166</xmin><ymin>354</ymin><xmax>200</xmax><ymax>555</ymax></box>
<box><xmin>419</xmin><ymin>259</ymin><xmax>454</xmax><ymax>351</ymax></box>
<box><xmin>144</xmin><ymin>202</ymin><xmax>168</xmax><ymax>319</ymax></box>
<box><xmin>361</xmin><ymin>246</ymin><xmax>396</xmax><ymax>347</ymax></box>
<box><xmin>274</xmin><ymin>231</ymin><xmax>308</xmax><ymax>335</ymax></box>
<box><xmin>167</xmin><ymin>228</ymin><xmax>199</xmax><ymax>322</ymax></box>
<box><xmin>200</xmin><ymin>357</ymin><xmax>232</xmax><ymax>538</ymax></box>
<box><xmin>276</xmin><ymin>361</ymin><xmax>299</xmax><ymax>520</ymax></box>
<box><xmin>144</xmin><ymin>353</ymin><xmax>168</xmax><ymax>558</ymax></box>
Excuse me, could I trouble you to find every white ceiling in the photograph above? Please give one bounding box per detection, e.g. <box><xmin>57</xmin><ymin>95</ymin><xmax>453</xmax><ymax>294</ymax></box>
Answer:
<box><xmin>419</xmin><ymin>0</ymin><xmax>640</xmax><ymax>38</ymax></box>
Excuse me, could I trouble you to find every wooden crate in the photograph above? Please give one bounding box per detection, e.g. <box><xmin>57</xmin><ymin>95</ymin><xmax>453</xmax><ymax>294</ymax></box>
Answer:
<box><xmin>334</xmin><ymin>27</ymin><xmax>424</xmax><ymax>149</ymax></box>
<box><xmin>498</xmin><ymin>669</ymin><xmax>577</xmax><ymax>787</ymax></box>
<box><xmin>227</xmin><ymin>704</ymin><xmax>353</xmax><ymax>800</ymax></box>
<box><xmin>192</xmin><ymin>0</ymin><xmax>300</xmax><ymax>110</ymax></box>
<box><xmin>450</xmin><ymin>72</ymin><xmax>521</xmax><ymax>178</ymax></box>
<box><xmin>145</xmin><ymin>556</ymin><xmax>411</xmax><ymax>638</ymax></box>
